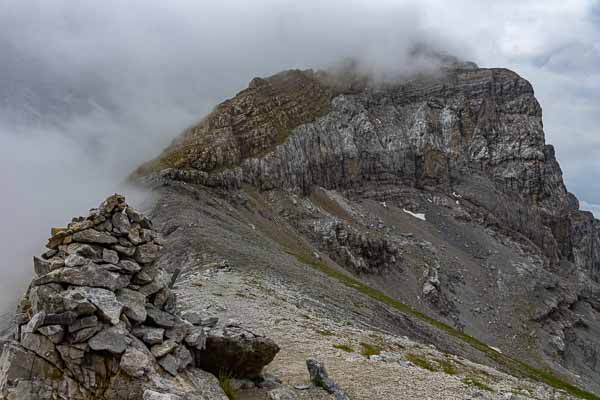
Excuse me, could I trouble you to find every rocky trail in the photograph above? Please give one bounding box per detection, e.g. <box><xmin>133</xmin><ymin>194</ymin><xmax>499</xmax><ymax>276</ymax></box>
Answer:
<box><xmin>173</xmin><ymin>257</ymin><xmax>577</xmax><ymax>400</ymax></box>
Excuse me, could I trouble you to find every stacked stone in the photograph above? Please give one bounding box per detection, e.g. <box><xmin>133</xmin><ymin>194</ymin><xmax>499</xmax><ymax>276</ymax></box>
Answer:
<box><xmin>12</xmin><ymin>194</ymin><xmax>212</xmax><ymax>395</ymax></box>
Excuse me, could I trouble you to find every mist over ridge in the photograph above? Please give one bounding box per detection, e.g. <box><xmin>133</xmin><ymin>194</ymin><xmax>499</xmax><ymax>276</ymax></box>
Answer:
<box><xmin>1</xmin><ymin>0</ymin><xmax>599</xmax><ymax>305</ymax></box>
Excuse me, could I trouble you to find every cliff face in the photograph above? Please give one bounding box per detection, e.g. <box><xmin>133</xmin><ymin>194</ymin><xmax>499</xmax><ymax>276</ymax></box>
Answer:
<box><xmin>143</xmin><ymin>65</ymin><xmax>582</xmax><ymax>265</ymax></box>
<box><xmin>137</xmin><ymin>62</ymin><xmax>600</xmax><ymax>394</ymax></box>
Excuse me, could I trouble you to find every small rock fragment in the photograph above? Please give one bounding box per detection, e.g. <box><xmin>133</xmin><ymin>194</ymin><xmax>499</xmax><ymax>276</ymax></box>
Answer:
<box><xmin>151</xmin><ymin>340</ymin><xmax>177</xmax><ymax>358</ymax></box>
<box><xmin>72</xmin><ymin>229</ymin><xmax>119</xmax><ymax>245</ymax></box>
<box><xmin>120</xmin><ymin>346</ymin><xmax>153</xmax><ymax>378</ymax></box>
<box><xmin>89</xmin><ymin>325</ymin><xmax>129</xmax><ymax>354</ymax></box>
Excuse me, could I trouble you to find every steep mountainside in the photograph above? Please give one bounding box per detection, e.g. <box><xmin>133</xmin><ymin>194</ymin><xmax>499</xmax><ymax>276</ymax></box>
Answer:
<box><xmin>136</xmin><ymin>60</ymin><xmax>600</xmax><ymax>396</ymax></box>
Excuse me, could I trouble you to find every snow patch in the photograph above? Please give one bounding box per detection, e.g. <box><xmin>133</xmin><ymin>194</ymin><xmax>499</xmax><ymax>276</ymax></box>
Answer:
<box><xmin>403</xmin><ymin>209</ymin><xmax>426</xmax><ymax>221</ymax></box>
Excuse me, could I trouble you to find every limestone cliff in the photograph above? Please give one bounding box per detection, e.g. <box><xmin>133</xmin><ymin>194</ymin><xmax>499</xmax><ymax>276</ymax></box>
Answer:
<box><xmin>136</xmin><ymin>59</ymin><xmax>600</xmax><ymax>396</ymax></box>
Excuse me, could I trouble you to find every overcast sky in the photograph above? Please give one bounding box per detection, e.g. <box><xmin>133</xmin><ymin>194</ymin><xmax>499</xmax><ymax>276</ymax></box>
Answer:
<box><xmin>0</xmin><ymin>0</ymin><xmax>599</xmax><ymax>303</ymax></box>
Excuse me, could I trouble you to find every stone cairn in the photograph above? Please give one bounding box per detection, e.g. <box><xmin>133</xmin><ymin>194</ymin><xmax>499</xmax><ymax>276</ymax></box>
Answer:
<box><xmin>2</xmin><ymin>194</ymin><xmax>214</xmax><ymax>398</ymax></box>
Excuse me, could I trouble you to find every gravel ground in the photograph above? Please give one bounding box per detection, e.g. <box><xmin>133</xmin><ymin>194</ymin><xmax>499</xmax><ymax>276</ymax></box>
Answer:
<box><xmin>173</xmin><ymin>263</ymin><xmax>575</xmax><ymax>400</ymax></box>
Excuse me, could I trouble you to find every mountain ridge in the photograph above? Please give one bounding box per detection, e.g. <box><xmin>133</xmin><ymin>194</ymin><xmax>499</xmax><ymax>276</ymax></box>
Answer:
<box><xmin>2</xmin><ymin>58</ymin><xmax>600</xmax><ymax>399</ymax></box>
<box><xmin>135</xmin><ymin>60</ymin><xmax>600</xmax><ymax>395</ymax></box>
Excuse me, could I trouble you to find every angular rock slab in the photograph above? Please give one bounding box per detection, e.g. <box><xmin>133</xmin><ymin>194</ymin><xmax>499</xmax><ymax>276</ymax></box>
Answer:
<box><xmin>116</xmin><ymin>288</ymin><xmax>147</xmax><ymax>323</ymax></box>
<box><xmin>196</xmin><ymin>326</ymin><xmax>279</xmax><ymax>379</ymax></box>
<box><xmin>72</xmin><ymin>229</ymin><xmax>118</xmax><ymax>245</ymax></box>
<box><xmin>0</xmin><ymin>342</ymin><xmax>64</xmax><ymax>396</ymax></box>
<box><xmin>158</xmin><ymin>354</ymin><xmax>179</xmax><ymax>377</ymax></box>
<box><xmin>146</xmin><ymin>304</ymin><xmax>178</xmax><ymax>328</ymax></box>
<box><xmin>34</xmin><ymin>264</ymin><xmax>131</xmax><ymax>291</ymax></box>
<box><xmin>135</xmin><ymin>243</ymin><xmax>161</xmax><ymax>264</ymax></box>
<box><xmin>66</xmin><ymin>287</ymin><xmax>123</xmax><ymax>325</ymax></box>
<box><xmin>20</xmin><ymin>332</ymin><xmax>63</xmax><ymax>369</ymax></box>
<box><xmin>120</xmin><ymin>346</ymin><xmax>153</xmax><ymax>378</ymax></box>
<box><xmin>88</xmin><ymin>325</ymin><xmax>129</xmax><ymax>354</ymax></box>
<box><xmin>132</xmin><ymin>326</ymin><xmax>165</xmax><ymax>345</ymax></box>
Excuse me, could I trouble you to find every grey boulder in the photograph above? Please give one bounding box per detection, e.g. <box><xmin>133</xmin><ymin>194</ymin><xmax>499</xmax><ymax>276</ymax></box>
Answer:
<box><xmin>196</xmin><ymin>325</ymin><xmax>279</xmax><ymax>379</ymax></box>
<box><xmin>88</xmin><ymin>325</ymin><xmax>129</xmax><ymax>354</ymax></box>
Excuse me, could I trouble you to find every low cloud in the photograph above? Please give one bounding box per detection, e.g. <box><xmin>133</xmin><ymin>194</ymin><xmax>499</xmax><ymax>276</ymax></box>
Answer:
<box><xmin>1</xmin><ymin>0</ymin><xmax>599</xmax><ymax>305</ymax></box>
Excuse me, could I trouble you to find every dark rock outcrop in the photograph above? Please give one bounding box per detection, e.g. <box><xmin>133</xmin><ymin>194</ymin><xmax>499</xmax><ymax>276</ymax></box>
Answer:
<box><xmin>306</xmin><ymin>358</ymin><xmax>349</xmax><ymax>400</ymax></box>
<box><xmin>196</xmin><ymin>324</ymin><xmax>280</xmax><ymax>380</ymax></box>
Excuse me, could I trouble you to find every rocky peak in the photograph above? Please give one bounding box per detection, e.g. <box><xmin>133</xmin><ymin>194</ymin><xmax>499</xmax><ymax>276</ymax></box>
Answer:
<box><xmin>130</xmin><ymin>60</ymin><xmax>600</xmax><ymax>395</ymax></box>
<box><xmin>138</xmin><ymin>62</ymin><xmax>579</xmax><ymax>268</ymax></box>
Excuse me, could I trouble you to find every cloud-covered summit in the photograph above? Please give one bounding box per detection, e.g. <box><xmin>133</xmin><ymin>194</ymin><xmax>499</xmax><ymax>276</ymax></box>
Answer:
<box><xmin>1</xmin><ymin>0</ymin><xmax>598</xmax><ymax>303</ymax></box>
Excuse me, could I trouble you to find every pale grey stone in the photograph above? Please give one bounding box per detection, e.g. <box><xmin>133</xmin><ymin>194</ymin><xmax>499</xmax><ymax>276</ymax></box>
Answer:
<box><xmin>173</xmin><ymin>345</ymin><xmax>193</xmax><ymax>371</ymax></box>
<box><xmin>88</xmin><ymin>325</ymin><xmax>129</xmax><ymax>354</ymax></box>
<box><xmin>69</xmin><ymin>325</ymin><xmax>102</xmax><ymax>343</ymax></box>
<box><xmin>33</xmin><ymin>256</ymin><xmax>50</xmax><ymax>276</ymax></box>
<box><xmin>22</xmin><ymin>311</ymin><xmax>46</xmax><ymax>333</ymax></box>
<box><xmin>138</xmin><ymin>270</ymin><xmax>170</xmax><ymax>296</ymax></box>
<box><xmin>157</xmin><ymin>354</ymin><xmax>179</xmax><ymax>377</ymax></box>
<box><xmin>128</xmin><ymin>227</ymin><xmax>143</xmax><ymax>245</ymax></box>
<box><xmin>184</xmin><ymin>328</ymin><xmax>207</xmax><ymax>349</ymax></box>
<box><xmin>66</xmin><ymin>287</ymin><xmax>123</xmax><ymax>325</ymax></box>
<box><xmin>62</xmin><ymin>289</ymin><xmax>97</xmax><ymax>316</ymax></box>
<box><xmin>33</xmin><ymin>264</ymin><xmax>130</xmax><ymax>291</ymax></box>
<box><xmin>132</xmin><ymin>326</ymin><xmax>165</xmax><ymax>345</ymax></box>
<box><xmin>56</xmin><ymin>344</ymin><xmax>86</xmax><ymax>366</ymax></box>
<box><xmin>38</xmin><ymin>325</ymin><xmax>65</xmax><ymax>344</ymax></box>
<box><xmin>64</xmin><ymin>243</ymin><xmax>97</xmax><ymax>257</ymax></box>
<box><xmin>181</xmin><ymin>311</ymin><xmax>203</xmax><ymax>325</ymax></box>
<box><xmin>20</xmin><ymin>332</ymin><xmax>63</xmax><ymax>368</ymax></box>
<box><xmin>145</xmin><ymin>304</ymin><xmax>178</xmax><ymax>327</ymax></box>
<box><xmin>118</xmin><ymin>259</ymin><xmax>142</xmax><ymax>274</ymax></box>
<box><xmin>112</xmin><ymin>211</ymin><xmax>131</xmax><ymax>234</ymax></box>
<box><xmin>267</xmin><ymin>387</ymin><xmax>299</xmax><ymax>400</ymax></box>
<box><xmin>116</xmin><ymin>288</ymin><xmax>147</xmax><ymax>323</ymax></box>
<box><xmin>102</xmin><ymin>249</ymin><xmax>120</xmax><ymax>264</ymax></box>
<box><xmin>72</xmin><ymin>229</ymin><xmax>118</xmax><ymax>245</ymax></box>
<box><xmin>165</xmin><ymin>318</ymin><xmax>193</xmax><ymax>343</ymax></box>
<box><xmin>200</xmin><ymin>316</ymin><xmax>219</xmax><ymax>328</ymax></box>
<box><xmin>120</xmin><ymin>347</ymin><xmax>152</xmax><ymax>378</ymax></box>
<box><xmin>151</xmin><ymin>340</ymin><xmax>177</xmax><ymax>358</ymax></box>
<box><xmin>68</xmin><ymin>315</ymin><xmax>98</xmax><ymax>333</ymax></box>
<box><xmin>113</xmin><ymin>244</ymin><xmax>136</xmax><ymax>257</ymax></box>
<box><xmin>135</xmin><ymin>243</ymin><xmax>161</xmax><ymax>264</ymax></box>
<box><xmin>143</xmin><ymin>389</ymin><xmax>181</xmax><ymax>400</ymax></box>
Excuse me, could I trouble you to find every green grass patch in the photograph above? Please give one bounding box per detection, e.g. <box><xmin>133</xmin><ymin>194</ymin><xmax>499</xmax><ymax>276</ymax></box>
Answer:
<box><xmin>218</xmin><ymin>371</ymin><xmax>237</xmax><ymax>400</ymax></box>
<box><xmin>406</xmin><ymin>353</ymin><xmax>437</xmax><ymax>371</ymax></box>
<box><xmin>437</xmin><ymin>358</ymin><xmax>459</xmax><ymax>375</ymax></box>
<box><xmin>333</xmin><ymin>343</ymin><xmax>355</xmax><ymax>353</ymax></box>
<box><xmin>360</xmin><ymin>342</ymin><xmax>382</xmax><ymax>357</ymax></box>
<box><xmin>462</xmin><ymin>376</ymin><xmax>494</xmax><ymax>392</ymax></box>
<box><xmin>286</xmin><ymin>250</ymin><xmax>600</xmax><ymax>400</ymax></box>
